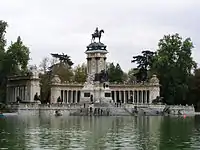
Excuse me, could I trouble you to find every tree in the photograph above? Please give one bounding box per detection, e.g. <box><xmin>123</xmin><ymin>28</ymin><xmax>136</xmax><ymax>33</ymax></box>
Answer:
<box><xmin>0</xmin><ymin>20</ymin><xmax>8</xmax><ymax>52</ymax></box>
<box><xmin>0</xmin><ymin>21</ymin><xmax>30</xmax><ymax>103</ymax></box>
<box><xmin>107</xmin><ymin>63</ymin><xmax>116</xmax><ymax>82</ymax></box>
<box><xmin>6</xmin><ymin>36</ymin><xmax>30</xmax><ymax>74</ymax></box>
<box><xmin>73</xmin><ymin>64</ymin><xmax>87</xmax><ymax>83</ymax></box>
<box><xmin>115</xmin><ymin>63</ymin><xmax>124</xmax><ymax>83</ymax></box>
<box><xmin>132</xmin><ymin>50</ymin><xmax>155</xmax><ymax>70</ymax></box>
<box><xmin>131</xmin><ymin>50</ymin><xmax>156</xmax><ymax>82</ymax></box>
<box><xmin>39</xmin><ymin>57</ymin><xmax>50</xmax><ymax>73</ymax></box>
<box><xmin>51</xmin><ymin>53</ymin><xmax>73</xmax><ymax>68</ymax></box>
<box><xmin>107</xmin><ymin>63</ymin><xmax>124</xmax><ymax>83</ymax></box>
<box><xmin>152</xmin><ymin>34</ymin><xmax>196</xmax><ymax>104</ymax></box>
<box><xmin>122</xmin><ymin>72</ymin><xmax>128</xmax><ymax>82</ymax></box>
<box><xmin>39</xmin><ymin>55</ymin><xmax>74</xmax><ymax>103</ymax></box>
<box><xmin>187</xmin><ymin>69</ymin><xmax>200</xmax><ymax>111</ymax></box>
<box><xmin>127</xmin><ymin>68</ymin><xmax>137</xmax><ymax>83</ymax></box>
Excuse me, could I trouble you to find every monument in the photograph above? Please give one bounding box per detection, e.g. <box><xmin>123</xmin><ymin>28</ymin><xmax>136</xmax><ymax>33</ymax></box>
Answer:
<box><xmin>80</xmin><ymin>27</ymin><xmax>112</xmax><ymax>104</ymax></box>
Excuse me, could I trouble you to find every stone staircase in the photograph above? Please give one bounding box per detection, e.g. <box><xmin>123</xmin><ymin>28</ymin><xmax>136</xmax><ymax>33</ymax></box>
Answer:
<box><xmin>69</xmin><ymin>100</ymin><xmax>133</xmax><ymax>116</ymax></box>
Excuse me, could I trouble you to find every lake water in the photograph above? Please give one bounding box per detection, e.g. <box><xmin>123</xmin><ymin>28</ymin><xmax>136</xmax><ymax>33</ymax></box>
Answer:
<box><xmin>0</xmin><ymin>115</ymin><xmax>200</xmax><ymax>150</ymax></box>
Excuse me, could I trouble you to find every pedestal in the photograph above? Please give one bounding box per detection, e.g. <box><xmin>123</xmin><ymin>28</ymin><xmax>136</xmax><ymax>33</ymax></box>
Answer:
<box><xmin>80</xmin><ymin>81</ymin><xmax>112</xmax><ymax>104</ymax></box>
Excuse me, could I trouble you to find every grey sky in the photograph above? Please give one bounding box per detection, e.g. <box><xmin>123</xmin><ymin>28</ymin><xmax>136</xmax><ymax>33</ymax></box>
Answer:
<box><xmin>1</xmin><ymin>0</ymin><xmax>200</xmax><ymax>72</ymax></box>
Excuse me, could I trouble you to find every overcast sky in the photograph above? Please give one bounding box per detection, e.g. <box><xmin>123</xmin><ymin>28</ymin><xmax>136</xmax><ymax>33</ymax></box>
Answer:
<box><xmin>1</xmin><ymin>0</ymin><xmax>200</xmax><ymax>72</ymax></box>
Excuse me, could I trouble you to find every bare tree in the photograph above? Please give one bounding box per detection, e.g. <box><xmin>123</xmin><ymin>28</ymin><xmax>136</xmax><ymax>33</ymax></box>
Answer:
<box><xmin>39</xmin><ymin>57</ymin><xmax>50</xmax><ymax>73</ymax></box>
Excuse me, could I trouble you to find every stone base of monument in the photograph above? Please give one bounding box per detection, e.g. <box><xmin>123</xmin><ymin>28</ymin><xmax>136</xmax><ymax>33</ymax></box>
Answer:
<box><xmin>80</xmin><ymin>81</ymin><xmax>112</xmax><ymax>105</ymax></box>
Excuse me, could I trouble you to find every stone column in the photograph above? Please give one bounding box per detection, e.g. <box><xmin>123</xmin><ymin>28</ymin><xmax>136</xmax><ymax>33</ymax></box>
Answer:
<box><xmin>63</xmin><ymin>90</ymin><xmax>66</xmax><ymax>103</ymax></box>
<box><xmin>132</xmin><ymin>91</ymin><xmax>134</xmax><ymax>104</ymax></box>
<box><xmin>20</xmin><ymin>86</ymin><xmax>22</xmax><ymax>100</ymax></box>
<box><xmin>124</xmin><ymin>91</ymin><xmax>126</xmax><ymax>103</ymax></box>
<box><xmin>71</xmin><ymin>90</ymin><xmax>73</xmax><ymax>103</ymax></box>
<box><xmin>25</xmin><ymin>86</ymin><xmax>28</xmax><ymax>101</ymax></box>
<box><xmin>145</xmin><ymin>90</ymin><xmax>147</xmax><ymax>104</ymax></box>
<box><xmin>14</xmin><ymin>87</ymin><xmax>17</xmax><ymax>101</ymax></box>
<box><xmin>137</xmin><ymin>91</ymin><xmax>139</xmax><ymax>104</ymax></box>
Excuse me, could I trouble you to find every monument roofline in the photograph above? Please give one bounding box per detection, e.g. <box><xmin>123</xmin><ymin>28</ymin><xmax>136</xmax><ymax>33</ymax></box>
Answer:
<box><xmin>86</xmin><ymin>42</ymin><xmax>107</xmax><ymax>51</ymax></box>
<box><xmin>85</xmin><ymin>49</ymin><xmax>108</xmax><ymax>54</ymax></box>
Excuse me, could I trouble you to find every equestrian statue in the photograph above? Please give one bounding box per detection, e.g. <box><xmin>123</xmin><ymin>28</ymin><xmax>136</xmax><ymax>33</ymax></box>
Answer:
<box><xmin>91</xmin><ymin>27</ymin><xmax>104</xmax><ymax>43</ymax></box>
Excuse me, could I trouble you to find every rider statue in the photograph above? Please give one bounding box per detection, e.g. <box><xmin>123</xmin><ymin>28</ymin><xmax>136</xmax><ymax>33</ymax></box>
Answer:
<box><xmin>95</xmin><ymin>27</ymin><xmax>99</xmax><ymax>36</ymax></box>
<box><xmin>91</xmin><ymin>27</ymin><xmax>104</xmax><ymax>43</ymax></box>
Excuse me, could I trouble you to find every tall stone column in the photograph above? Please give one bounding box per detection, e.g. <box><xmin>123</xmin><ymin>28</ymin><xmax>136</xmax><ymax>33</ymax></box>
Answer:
<box><xmin>71</xmin><ymin>90</ymin><xmax>73</xmax><ymax>103</ymax></box>
<box><xmin>14</xmin><ymin>87</ymin><xmax>17</xmax><ymax>101</ymax></box>
<box><xmin>113</xmin><ymin>91</ymin><xmax>116</xmax><ymax>103</ymax></box>
<box><xmin>132</xmin><ymin>90</ymin><xmax>134</xmax><ymax>104</ymax></box>
<box><xmin>25</xmin><ymin>86</ymin><xmax>28</xmax><ymax>101</ymax></box>
<box><xmin>145</xmin><ymin>90</ymin><xmax>148</xmax><ymax>104</ymax></box>
<box><xmin>124</xmin><ymin>91</ymin><xmax>126</xmax><ymax>103</ymax></box>
<box><xmin>65</xmin><ymin>90</ymin><xmax>68</xmax><ymax>103</ymax></box>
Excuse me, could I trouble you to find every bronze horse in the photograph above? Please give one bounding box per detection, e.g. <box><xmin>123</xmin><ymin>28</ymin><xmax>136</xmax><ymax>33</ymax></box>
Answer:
<box><xmin>91</xmin><ymin>29</ymin><xmax>104</xmax><ymax>43</ymax></box>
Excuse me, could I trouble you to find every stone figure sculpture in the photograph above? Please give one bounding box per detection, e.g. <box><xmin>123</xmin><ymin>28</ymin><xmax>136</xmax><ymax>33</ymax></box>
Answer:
<box><xmin>94</xmin><ymin>70</ymin><xmax>109</xmax><ymax>83</ymax></box>
<box><xmin>91</xmin><ymin>27</ymin><xmax>104</xmax><ymax>43</ymax></box>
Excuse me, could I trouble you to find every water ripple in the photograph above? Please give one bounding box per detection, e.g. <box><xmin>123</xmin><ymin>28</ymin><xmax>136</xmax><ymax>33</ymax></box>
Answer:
<box><xmin>0</xmin><ymin>116</ymin><xmax>200</xmax><ymax>149</ymax></box>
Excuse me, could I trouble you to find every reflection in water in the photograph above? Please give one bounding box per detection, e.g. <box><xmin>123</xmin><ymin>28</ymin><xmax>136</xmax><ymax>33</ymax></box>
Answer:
<box><xmin>0</xmin><ymin>115</ymin><xmax>200</xmax><ymax>150</ymax></box>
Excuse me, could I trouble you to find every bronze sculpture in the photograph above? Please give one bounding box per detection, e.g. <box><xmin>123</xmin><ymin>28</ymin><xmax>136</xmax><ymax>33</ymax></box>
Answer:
<box><xmin>91</xmin><ymin>27</ymin><xmax>104</xmax><ymax>43</ymax></box>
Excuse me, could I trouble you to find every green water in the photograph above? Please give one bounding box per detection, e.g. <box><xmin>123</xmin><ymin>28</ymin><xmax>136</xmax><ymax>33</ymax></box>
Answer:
<box><xmin>0</xmin><ymin>115</ymin><xmax>200</xmax><ymax>150</ymax></box>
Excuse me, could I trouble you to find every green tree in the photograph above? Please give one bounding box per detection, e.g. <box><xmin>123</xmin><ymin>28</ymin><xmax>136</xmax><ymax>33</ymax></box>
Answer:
<box><xmin>0</xmin><ymin>20</ymin><xmax>8</xmax><ymax>52</ymax></box>
<box><xmin>132</xmin><ymin>50</ymin><xmax>155</xmax><ymax>70</ymax></box>
<box><xmin>107</xmin><ymin>63</ymin><xmax>116</xmax><ymax>82</ymax></box>
<box><xmin>115</xmin><ymin>63</ymin><xmax>124</xmax><ymax>83</ymax></box>
<box><xmin>6</xmin><ymin>36</ymin><xmax>30</xmax><ymax>74</ymax></box>
<box><xmin>122</xmin><ymin>72</ymin><xmax>128</xmax><ymax>82</ymax></box>
<box><xmin>40</xmin><ymin>72</ymin><xmax>51</xmax><ymax>103</ymax></box>
<box><xmin>187</xmin><ymin>69</ymin><xmax>200</xmax><ymax>111</ymax></box>
<box><xmin>107</xmin><ymin>63</ymin><xmax>124</xmax><ymax>83</ymax></box>
<box><xmin>127</xmin><ymin>68</ymin><xmax>137</xmax><ymax>82</ymax></box>
<box><xmin>131</xmin><ymin>50</ymin><xmax>155</xmax><ymax>82</ymax></box>
<box><xmin>152</xmin><ymin>34</ymin><xmax>196</xmax><ymax>104</ymax></box>
<box><xmin>73</xmin><ymin>63</ymin><xmax>87</xmax><ymax>83</ymax></box>
<box><xmin>50</xmin><ymin>53</ymin><xmax>74</xmax><ymax>82</ymax></box>
<box><xmin>0</xmin><ymin>21</ymin><xmax>30</xmax><ymax>102</ymax></box>
<box><xmin>51</xmin><ymin>53</ymin><xmax>73</xmax><ymax>68</ymax></box>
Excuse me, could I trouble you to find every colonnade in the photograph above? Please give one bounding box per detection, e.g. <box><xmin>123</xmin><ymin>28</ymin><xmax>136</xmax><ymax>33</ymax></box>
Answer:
<box><xmin>60</xmin><ymin>90</ymin><xmax>81</xmax><ymax>104</ymax></box>
<box><xmin>59</xmin><ymin>89</ymin><xmax>150</xmax><ymax>104</ymax></box>
<box><xmin>7</xmin><ymin>86</ymin><xmax>27</xmax><ymax>102</ymax></box>
<box><xmin>111</xmin><ymin>90</ymin><xmax>150</xmax><ymax>104</ymax></box>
